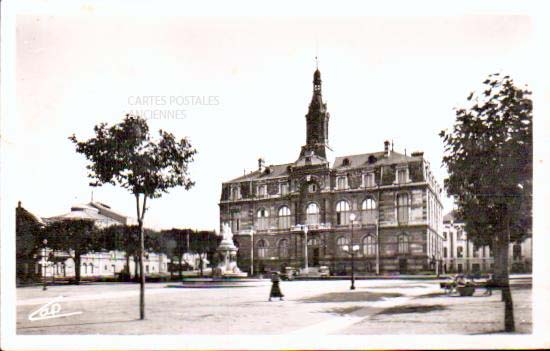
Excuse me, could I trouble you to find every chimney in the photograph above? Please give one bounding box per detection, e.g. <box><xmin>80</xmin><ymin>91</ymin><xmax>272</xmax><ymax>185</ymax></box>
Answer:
<box><xmin>17</xmin><ymin>201</ymin><xmax>21</xmax><ymax>208</ymax></box>
<box><xmin>384</xmin><ymin>140</ymin><xmax>390</xmax><ymax>157</ymax></box>
<box><xmin>258</xmin><ymin>158</ymin><xmax>265</xmax><ymax>172</ymax></box>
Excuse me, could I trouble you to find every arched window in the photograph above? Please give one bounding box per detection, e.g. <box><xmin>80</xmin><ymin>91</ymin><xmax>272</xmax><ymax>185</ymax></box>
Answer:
<box><xmin>257</xmin><ymin>239</ymin><xmax>268</xmax><ymax>258</ymax></box>
<box><xmin>336</xmin><ymin>200</ymin><xmax>351</xmax><ymax>225</ymax></box>
<box><xmin>308</xmin><ymin>183</ymin><xmax>318</xmax><ymax>193</ymax></box>
<box><xmin>397</xmin><ymin>193</ymin><xmax>410</xmax><ymax>224</ymax></box>
<box><xmin>337</xmin><ymin>236</ymin><xmax>350</xmax><ymax>257</ymax></box>
<box><xmin>398</xmin><ymin>233</ymin><xmax>409</xmax><ymax>254</ymax></box>
<box><xmin>278</xmin><ymin>206</ymin><xmax>291</xmax><ymax>229</ymax></box>
<box><xmin>361</xmin><ymin>198</ymin><xmax>377</xmax><ymax>224</ymax></box>
<box><xmin>256</xmin><ymin>208</ymin><xmax>269</xmax><ymax>230</ymax></box>
<box><xmin>82</xmin><ymin>263</ymin><xmax>88</xmax><ymax>275</ymax></box>
<box><xmin>362</xmin><ymin>235</ymin><xmax>376</xmax><ymax>257</ymax></box>
<box><xmin>278</xmin><ymin>239</ymin><xmax>289</xmax><ymax>258</ymax></box>
<box><xmin>90</xmin><ymin>263</ymin><xmax>94</xmax><ymax>274</ymax></box>
<box><xmin>306</xmin><ymin>203</ymin><xmax>320</xmax><ymax>225</ymax></box>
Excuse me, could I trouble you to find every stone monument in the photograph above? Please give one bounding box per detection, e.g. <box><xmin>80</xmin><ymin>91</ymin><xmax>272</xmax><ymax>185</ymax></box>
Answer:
<box><xmin>213</xmin><ymin>223</ymin><xmax>247</xmax><ymax>277</ymax></box>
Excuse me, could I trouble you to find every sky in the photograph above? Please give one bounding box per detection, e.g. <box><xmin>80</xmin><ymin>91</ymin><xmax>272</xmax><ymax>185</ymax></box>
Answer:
<box><xmin>11</xmin><ymin>10</ymin><xmax>535</xmax><ymax>231</ymax></box>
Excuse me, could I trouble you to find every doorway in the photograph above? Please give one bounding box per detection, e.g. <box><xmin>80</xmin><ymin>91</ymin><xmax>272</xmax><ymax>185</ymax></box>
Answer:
<box><xmin>313</xmin><ymin>248</ymin><xmax>320</xmax><ymax>266</ymax></box>
<box><xmin>398</xmin><ymin>258</ymin><xmax>407</xmax><ymax>274</ymax></box>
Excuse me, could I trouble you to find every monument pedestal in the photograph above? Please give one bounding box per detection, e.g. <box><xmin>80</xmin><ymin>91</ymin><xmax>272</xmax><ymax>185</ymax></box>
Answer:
<box><xmin>213</xmin><ymin>223</ymin><xmax>247</xmax><ymax>278</ymax></box>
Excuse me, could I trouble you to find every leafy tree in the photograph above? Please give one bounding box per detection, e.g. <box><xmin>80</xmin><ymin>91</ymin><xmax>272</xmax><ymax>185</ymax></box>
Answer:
<box><xmin>188</xmin><ymin>230</ymin><xmax>219</xmax><ymax>277</ymax></box>
<box><xmin>44</xmin><ymin>219</ymin><xmax>99</xmax><ymax>284</ymax></box>
<box><xmin>160</xmin><ymin>228</ymin><xmax>192</xmax><ymax>279</ymax></box>
<box><xmin>99</xmin><ymin>224</ymin><xmax>159</xmax><ymax>280</ymax></box>
<box><xmin>69</xmin><ymin>115</ymin><xmax>196</xmax><ymax>319</ymax></box>
<box><xmin>440</xmin><ymin>73</ymin><xmax>532</xmax><ymax>332</ymax></box>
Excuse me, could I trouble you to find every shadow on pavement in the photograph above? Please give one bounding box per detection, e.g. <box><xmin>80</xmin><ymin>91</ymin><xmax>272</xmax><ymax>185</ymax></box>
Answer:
<box><xmin>376</xmin><ymin>304</ymin><xmax>447</xmax><ymax>315</ymax></box>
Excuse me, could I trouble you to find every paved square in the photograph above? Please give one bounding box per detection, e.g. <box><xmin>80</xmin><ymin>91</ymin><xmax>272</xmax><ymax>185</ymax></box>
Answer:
<box><xmin>16</xmin><ymin>278</ymin><xmax>531</xmax><ymax>335</ymax></box>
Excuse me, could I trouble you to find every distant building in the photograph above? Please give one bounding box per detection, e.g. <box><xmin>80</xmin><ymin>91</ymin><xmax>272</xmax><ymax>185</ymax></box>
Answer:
<box><xmin>442</xmin><ymin>211</ymin><xmax>532</xmax><ymax>274</ymax></box>
<box><xmin>30</xmin><ymin>202</ymin><xmax>169</xmax><ymax>278</ymax></box>
<box><xmin>219</xmin><ymin>68</ymin><xmax>444</xmax><ymax>275</ymax></box>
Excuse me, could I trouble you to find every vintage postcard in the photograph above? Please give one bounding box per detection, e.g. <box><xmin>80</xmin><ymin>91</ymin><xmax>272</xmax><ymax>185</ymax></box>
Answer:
<box><xmin>1</xmin><ymin>0</ymin><xmax>548</xmax><ymax>350</ymax></box>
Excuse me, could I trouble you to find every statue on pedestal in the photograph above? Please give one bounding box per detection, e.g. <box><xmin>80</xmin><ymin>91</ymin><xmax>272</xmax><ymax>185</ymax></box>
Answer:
<box><xmin>213</xmin><ymin>223</ymin><xmax>247</xmax><ymax>277</ymax></box>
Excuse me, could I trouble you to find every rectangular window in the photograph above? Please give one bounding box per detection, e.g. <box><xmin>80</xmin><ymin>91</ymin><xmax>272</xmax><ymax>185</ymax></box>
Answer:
<box><xmin>473</xmin><ymin>248</ymin><xmax>479</xmax><ymax>258</ymax></box>
<box><xmin>397</xmin><ymin>169</ymin><xmax>407</xmax><ymax>184</ymax></box>
<box><xmin>513</xmin><ymin>244</ymin><xmax>522</xmax><ymax>260</ymax></box>
<box><xmin>257</xmin><ymin>185</ymin><xmax>266</xmax><ymax>197</ymax></box>
<box><xmin>457</xmin><ymin>246</ymin><xmax>463</xmax><ymax>258</ymax></box>
<box><xmin>443</xmin><ymin>232</ymin><xmax>447</xmax><ymax>239</ymax></box>
<box><xmin>280</xmin><ymin>183</ymin><xmax>289</xmax><ymax>195</ymax></box>
<box><xmin>231</xmin><ymin>187</ymin><xmax>240</xmax><ymax>200</ymax></box>
<box><xmin>397</xmin><ymin>194</ymin><xmax>409</xmax><ymax>224</ymax></box>
<box><xmin>231</xmin><ymin>218</ymin><xmax>240</xmax><ymax>233</ymax></box>
<box><xmin>337</xmin><ymin>177</ymin><xmax>347</xmax><ymax>190</ymax></box>
<box><xmin>443</xmin><ymin>247</ymin><xmax>448</xmax><ymax>258</ymax></box>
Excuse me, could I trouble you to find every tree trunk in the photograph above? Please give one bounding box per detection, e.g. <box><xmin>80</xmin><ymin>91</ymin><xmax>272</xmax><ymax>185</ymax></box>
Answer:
<box><xmin>199</xmin><ymin>254</ymin><xmax>204</xmax><ymax>277</ymax></box>
<box><xmin>125</xmin><ymin>254</ymin><xmax>130</xmax><ymax>280</ymax></box>
<box><xmin>139</xmin><ymin>221</ymin><xmax>145</xmax><ymax>320</ymax></box>
<box><xmin>134</xmin><ymin>255</ymin><xmax>139</xmax><ymax>279</ymax></box>
<box><xmin>178</xmin><ymin>254</ymin><xmax>183</xmax><ymax>280</ymax></box>
<box><xmin>493</xmin><ymin>215</ymin><xmax>515</xmax><ymax>332</ymax></box>
<box><xmin>74</xmin><ymin>253</ymin><xmax>81</xmax><ymax>285</ymax></box>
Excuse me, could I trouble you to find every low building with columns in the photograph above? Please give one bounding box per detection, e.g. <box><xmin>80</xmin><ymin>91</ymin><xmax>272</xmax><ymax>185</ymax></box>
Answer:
<box><xmin>219</xmin><ymin>68</ymin><xmax>444</xmax><ymax>275</ymax></box>
<box><xmin>442</xmin><ymin>211</ymin><xmax>532</xmax><ymax>274</ymax></box>
<box><xmin>19</xmin><ymin>201</ymin><xmax>170</xmax><ymax>281</ymax></box>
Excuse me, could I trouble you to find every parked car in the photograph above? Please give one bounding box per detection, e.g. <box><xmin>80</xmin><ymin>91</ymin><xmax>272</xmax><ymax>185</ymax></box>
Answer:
<box><xmin>280</xmin><ymin>267</ymin><xmax>297</xmax><ymax>280</ymax></box>
<box><xmin>319</xmin><ymin>266</ymin><xmax>330</xmax><ymax>278</ymax></box>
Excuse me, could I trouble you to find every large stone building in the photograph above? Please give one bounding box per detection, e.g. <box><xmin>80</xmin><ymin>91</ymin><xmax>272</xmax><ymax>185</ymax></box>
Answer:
<box><xmin>442</xmin><ymin>211</ymin><xmax>532</xmax><ymax>274</ymax></box>
<box><xmin>219</xmin><ymin>68</ymin><xmax>444</xmax><ymax>275</ymax></box>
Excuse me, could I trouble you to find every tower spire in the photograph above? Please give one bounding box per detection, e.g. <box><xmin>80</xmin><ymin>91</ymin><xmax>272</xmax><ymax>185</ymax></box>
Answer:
<box><xmin>297</xmin><ymin>65</ymin><xmax>330</xmax><ymax>162</ymax></box>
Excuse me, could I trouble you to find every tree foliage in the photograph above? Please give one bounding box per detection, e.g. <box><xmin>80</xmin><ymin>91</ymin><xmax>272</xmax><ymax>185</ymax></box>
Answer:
<box><xmin>16</xmin><ymin>206</ymin><xmax>44</xmax><ymax>261</ymax></box>
<box><xmin>69</xmin><ymin>115</ymin><xmax>196</xmax><ymax>199</ymax></box>
<box><xmin>43</xmin><ymin>219</ymin><xmax>99</xmax><ymax>283</ymax></box>
<box><xmin>69</xmin><ymin>114</ymin><xmax>196</xmax><ymax>318</ymax></box>
<box><xmin>440</xmin><ymin>73</ymin><xmax>532</xmax><ymax>332</ymax></box>
<box><xmin>440</xmin><ymin>73</ymin><xmax>532</xmax><ymax>248</ymax></box>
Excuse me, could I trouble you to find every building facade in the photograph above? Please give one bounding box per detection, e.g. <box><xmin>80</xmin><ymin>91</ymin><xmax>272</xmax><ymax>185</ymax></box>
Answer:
<box><xmin>219</xmin><ymin>68</ymin><xmax>444</xmax><ymax>275</ymax></box>
<box><xmin>442</xmin><ymin>211</ymin><xmax>532</xmax><ymax>274</ymax></box>
<box><xmin>22</xmin><ymin>201</ymin><xmax>170</xmax><ymax>281</ymax></box>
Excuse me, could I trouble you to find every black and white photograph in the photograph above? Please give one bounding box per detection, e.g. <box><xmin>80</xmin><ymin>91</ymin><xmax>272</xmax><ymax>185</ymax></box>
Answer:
<box><xmin>1</xmin><ymin>0</ymin><xmax>548</xmax><ymax>350</ymax></box>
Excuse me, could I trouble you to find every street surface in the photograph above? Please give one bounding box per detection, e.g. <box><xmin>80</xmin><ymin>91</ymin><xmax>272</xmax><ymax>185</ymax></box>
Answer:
<box><xmin>16</xmin><ymin>277</ymin><xmax>531</xmax><ymax>335</ymax></box>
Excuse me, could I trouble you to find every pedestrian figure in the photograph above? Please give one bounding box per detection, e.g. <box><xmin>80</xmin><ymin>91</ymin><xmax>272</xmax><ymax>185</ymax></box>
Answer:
<box><xmin>484</xmin><ymin>274</ymin><xmax>494</xmax><ymax>296</ymax></box>
<box><xmin>269</xmin><ymin>272</ymin><xmax>284</xmax><ymax>301</ymax></box>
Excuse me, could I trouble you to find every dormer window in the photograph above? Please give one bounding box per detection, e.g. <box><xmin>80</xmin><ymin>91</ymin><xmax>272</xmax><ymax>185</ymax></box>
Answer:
<box><xmin>368</xmin><ymin>155</ymin><xmax>377</xmax><ymax>164</ymax></box>
<box><xmin>342</xmin><ymin>158</ymin><xmax>350</xmax><ymax>167</ymax></box>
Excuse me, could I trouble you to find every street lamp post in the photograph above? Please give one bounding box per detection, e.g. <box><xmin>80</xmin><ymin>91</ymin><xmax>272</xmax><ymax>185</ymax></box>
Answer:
<box><xmin>349</xmin><ymin>213</ymin><xmax>356</xmax><ymax>290</ymax></box>
<box><xmin>250</xmin><ymin>228</ymin><xmax>254</xmax><ymax>276</ymax></box>
<box><xmin>342</xmin><ymin>215</ymin><xmax>359</xmax><ymax>290</ymax></box>
<box><xmin>42</xmin><ymin>239</ymin><xmax>48</xmax><ymax>291</ymax></box>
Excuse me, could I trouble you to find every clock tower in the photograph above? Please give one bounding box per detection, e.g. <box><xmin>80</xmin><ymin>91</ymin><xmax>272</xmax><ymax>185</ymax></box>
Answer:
<box><xmin>298</xmin><ymin>68</ymin><xmax>331</xmax><ymax>161</ymax></box>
